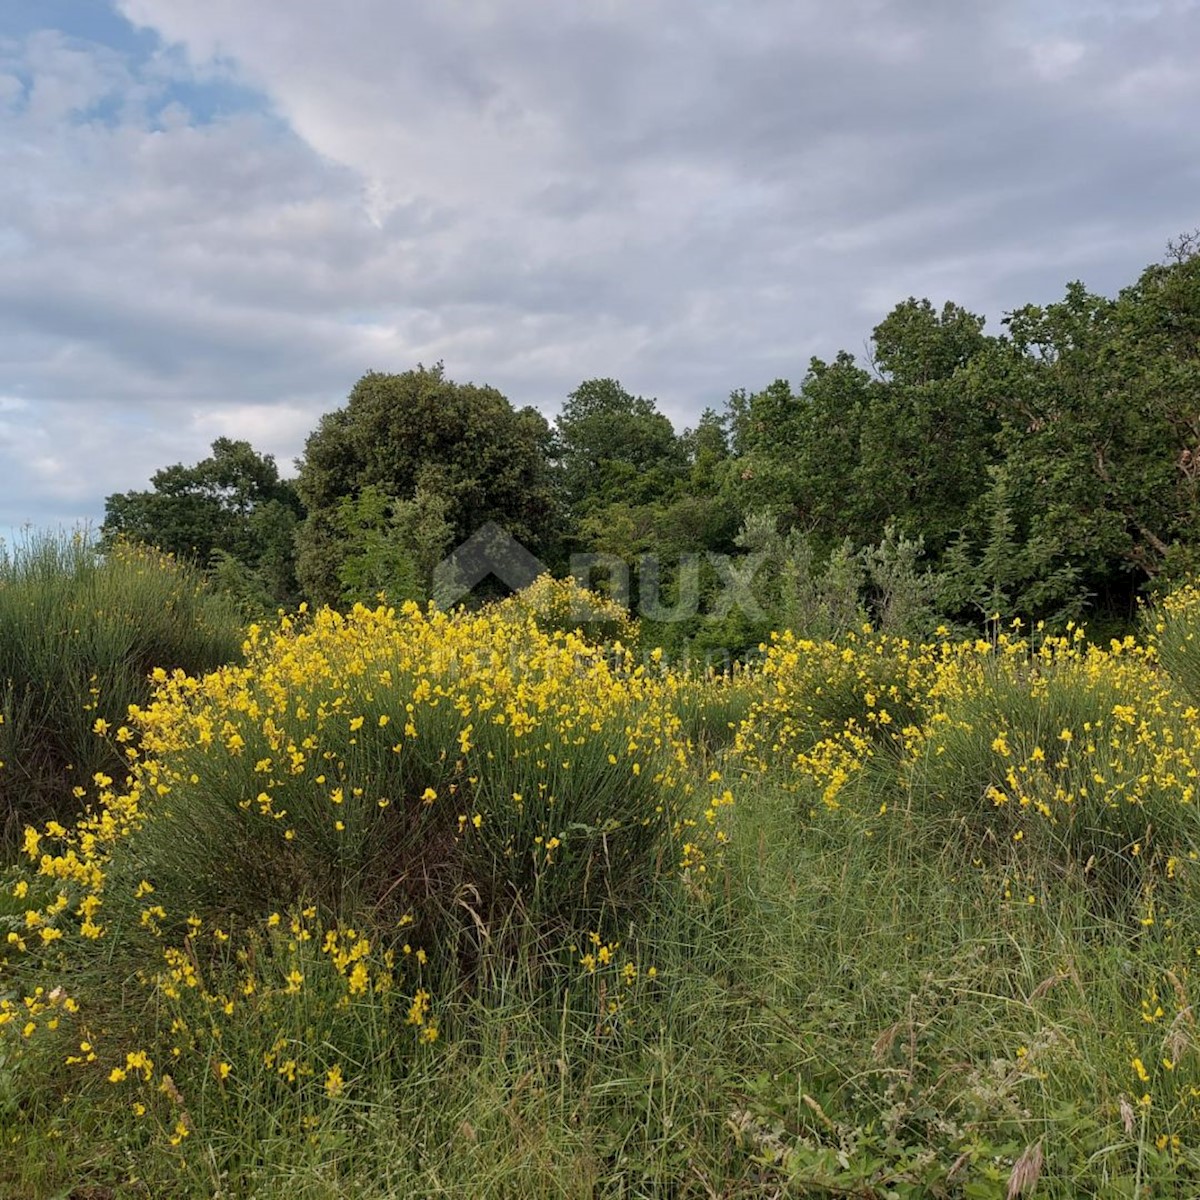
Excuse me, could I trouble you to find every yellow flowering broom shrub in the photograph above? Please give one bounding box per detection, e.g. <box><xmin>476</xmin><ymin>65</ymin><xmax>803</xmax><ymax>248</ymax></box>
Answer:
<box><xmin>672</xmin><ymin>666</ymin><xmax>757</xmax><ymax>754</ymax></box>
<box><xmin>732</xmin><ymin>616</ymin><xmax>1200</xmax><ymax>910</ymax></box>
<box><xmin>905</xmin><ymin>629</ymin><xmax>1200</xmax><ymax>892</ymax></box>
<box><xmin>489</xmin><ymin>573</ymin><xmax>638</xmax><ymax>649</ymax></box>
<box><xmin>0</xmin><ymin>580</ymin><xmax>732</xmax><ymax>1173</ymax></box>
<box><xmin>10</xmin><ymin>583</ymin><xmax>711</xmax><ymax>972</ymax></box>
<box><xmin>732</xmin><ymin>625</ymin><xmax>939</xmax><ymax>804</ymax></box>
<box><xmin>1149</xmin><ymin>580</ymin><xmax>1200</xmax><ymax>706</ymax></box>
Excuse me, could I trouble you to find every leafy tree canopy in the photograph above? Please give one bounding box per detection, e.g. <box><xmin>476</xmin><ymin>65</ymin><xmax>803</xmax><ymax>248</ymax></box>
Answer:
<box><xmin>294</xmin><ymin>364</ymin><xmax>557</xmax><ymax>606</ymax></box>
<box><xmin>102</xmin><ymin>437</ymin><xmax>303</xmax><ymax>609</ymax></box>
<box><xmin>556</xmin><ymin>378</ymin><xmax>687</xmax><ymax>514</ymax></box>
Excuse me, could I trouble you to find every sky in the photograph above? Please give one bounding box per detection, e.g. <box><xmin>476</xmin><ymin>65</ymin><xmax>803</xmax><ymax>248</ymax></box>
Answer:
<box><xmin>0</xmin><ymin>0</ymin><xmax>1197</xmax><ymax>532</ymax></box>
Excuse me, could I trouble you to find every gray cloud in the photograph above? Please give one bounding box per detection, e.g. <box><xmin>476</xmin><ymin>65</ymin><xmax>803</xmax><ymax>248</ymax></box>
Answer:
<box><xmin>0</xmin><ymin>1</ymin><xmax>1197</xmax><ymax>527</ymax></box>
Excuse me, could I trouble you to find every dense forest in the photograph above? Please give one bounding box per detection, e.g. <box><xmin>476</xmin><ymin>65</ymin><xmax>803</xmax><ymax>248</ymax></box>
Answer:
<box><xmin>102</xmin><ymin>236</ymin><xmax>1200</xmax><ymax>652</ymax></box>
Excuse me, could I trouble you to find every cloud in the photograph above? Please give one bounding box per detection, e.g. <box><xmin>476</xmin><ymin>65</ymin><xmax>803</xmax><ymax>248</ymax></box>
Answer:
<box><xmin>1</xmin><ymin>0</ymin><xmax>1198</xmax><ymax>524</ymax></box>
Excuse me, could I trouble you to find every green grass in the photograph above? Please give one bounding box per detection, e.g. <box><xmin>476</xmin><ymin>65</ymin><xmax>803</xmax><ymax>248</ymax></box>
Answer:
<box><xmin>6</xmin><ymin>758</ymin><xmax>1200</xmax><ymax>1197</ymax></box>
<box><xmin>0</xmin><ymin>531</ymin><xmax>243</xmax><ymax>853</ymax></box>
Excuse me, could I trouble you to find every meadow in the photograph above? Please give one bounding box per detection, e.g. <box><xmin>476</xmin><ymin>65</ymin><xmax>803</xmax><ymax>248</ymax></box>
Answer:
<box><xmin>5</xmin><ymin>539</ymin><xmax>1200</xmax><ymax>1197</ymax></box>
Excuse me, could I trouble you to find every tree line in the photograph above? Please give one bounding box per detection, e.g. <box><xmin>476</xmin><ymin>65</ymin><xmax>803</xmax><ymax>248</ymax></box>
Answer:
<box><xmin>102</xmin><ymin>235</ymin><xmax>1200</xmax><ymax>652</ymax></box>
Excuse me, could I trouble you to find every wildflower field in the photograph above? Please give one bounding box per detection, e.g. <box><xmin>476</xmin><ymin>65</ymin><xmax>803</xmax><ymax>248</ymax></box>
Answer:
<box><xmin>8</xmin><ymin>550</ymin><xmax>1200</xmax><ymax>1196</ymax></box>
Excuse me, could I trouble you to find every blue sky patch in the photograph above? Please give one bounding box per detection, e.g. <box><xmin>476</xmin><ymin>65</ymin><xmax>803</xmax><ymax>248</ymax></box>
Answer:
<box><xmin>0</xmin><ymin>0</ymin><xmax>156</xmax><ymax>55</ymax></box>
<box><xmin>0</xmin><ymin>0</ymin><xmax>270</xmax><ymax>128</ymax></box>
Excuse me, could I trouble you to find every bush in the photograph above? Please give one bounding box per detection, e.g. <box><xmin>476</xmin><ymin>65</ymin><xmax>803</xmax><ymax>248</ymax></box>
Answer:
<box><xmin>906</xmin><ymin>629</ymin><xmax>1197</xmax><ymax>881</ymax></box>
<box><xmin>0</xmin><ymin>585</ymin><xmax>728</xmax><ymax>1193</ymax></box>
<box><xmin>732</xmin><ymin>614</ymin><xmax>1200</xmax><ymax>912</ymax></box>
<box><xmin>671</xmin><ymin>669</ymin><xmax>756</xmax><ymax>755</ymax></box>
<box><xmin>489</xmin><ymin>574</ymin><xmax>638</xmax><ymax>650</ymax></box>
<box><xmin>734</xmin><ymin>626</ymin><xmax>936</xmax><ymax>780</ymax></box>
<box><xmin>1148</xmin><ymin>579</ymin><xmax>1200</xmax><ymax>705</ymax></box>
<box><xmin>0</xmin><ymin>531</ymin><xmax>242</xmax><ymax>852</ymax></box>
<box><xmin>24</xmin><ymin>594</ymin><xmax>713</xmax><ymax>973</ymax></box>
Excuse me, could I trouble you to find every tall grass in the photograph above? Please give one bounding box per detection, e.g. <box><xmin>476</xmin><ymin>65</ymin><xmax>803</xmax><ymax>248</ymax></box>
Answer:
<box><xmin>9</xmin><ymin>761</ymin><xmax>1200</xmax><ymax>1196</ymax></box>
<box><xmin>0</xmin><ymin>531</ymin><xmax>243</xmax><ymax>851</ymax></box>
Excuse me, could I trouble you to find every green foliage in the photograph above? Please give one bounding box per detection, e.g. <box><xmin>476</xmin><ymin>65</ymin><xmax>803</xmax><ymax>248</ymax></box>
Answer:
<box><xmin>92</xmin><ymin>234</ymin><xmax>1200</xmax><ymax>643</ymax></box>
<box><xmin>728</xmin><ymin>366</ymin><xmax>872</xmax><ymax>549</ymax></box>
<box><xmin>939</xmin><ymin>462</ymin><xmax>1090</xmax><ymax>626</ymax></box>
<box><xmin>720</xmin><ymin>513</ymin><xmax>944</xmax><ymax>651</ymax></box>
<box><xmin>0</xmin><ymin>531</ymin><xmax>242</xmax><ymax>851</ymax></box>
<box><xmin>555</xmin><ymin>378</ymin><xmax>686</xmax><ymax>517</ymax></box>
<box><xmin>332</xmin><ymin>483</ymin><xmax>454</xmax><ymax>607</ymax></box>
<box><xmin>102</xmin><ymin>437</ymin><xmax>304</xmax><ymax>610</ymax></box>
<box><xmin>726</xmin><ymin>304</ymin><xmax>996</xmax><ymax>568</ymax></box>
<box><xmin>962</xmin><ymin>249</ymin><xmax>1200</xmax><ymax>621</ymax></box>
<box><xmin>710</xmin><ymin>238</ymin><xmax>1200</xmax><ymax>636</ymax></box>
<box><xmin>295</xmin><ymin>364</ymin><xmax>558</xmax><ymax>607</ymax></box>
<box><xmin>733</xmin><ymin>513</ymin><xmax>863</xmax><ymax>643</ymax></box>
<box><xmin>860</xmin><ymin>521</ymin><xmax>946</xmax><ymax>639</ymax></box>
<box><xmin>872</xmin><ymin>295</ymin><xmax>989</xmax><ymax>385</ymax></box>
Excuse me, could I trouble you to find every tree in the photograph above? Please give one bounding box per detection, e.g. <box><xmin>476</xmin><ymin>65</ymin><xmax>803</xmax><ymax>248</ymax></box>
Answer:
<box><xmin>332</xmin><ymin>484</ymin><xmax>453</xmax><ymax>607</ymax></box>
<box><xmin>102</xmin><ymin>437</ymin><xmax>304</xmax><ymax>609</ymax></box>
<box><xmin>855</xmin><ymin>300</ymin><xmax>997</xmax><ymax>557</ymax></box>
<box><xmin>726</xmin><ymin>301</ymin><xmax>996</xmax><ymax>563</ymax></box>
<box><xmin>555</xmin><ymin>378</ymin><xmax>686</xmax><ymax>515</ymax></box>
<box><xmin>788</xmin><ymin>356</ymin><xmax>876</xmax><ymax>548</ymax></box>
<box><xmin>965</xmin><ymin>246</ymin><xmax>1200</xmax><ymax>621</ymax></box>
<box><xmin>294</xmin><ymin>364</ymin><xmax>557</xmax><ymax>606</ymax></box>
<box><xmin>871</xmin><ymin>297</ymin><xmax>988</xmax><ymax>386</ymax></box>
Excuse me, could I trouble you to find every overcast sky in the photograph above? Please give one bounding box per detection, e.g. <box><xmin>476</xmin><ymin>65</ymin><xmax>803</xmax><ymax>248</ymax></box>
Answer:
<box><xmin>1</xmin><ymin>0</ymin><xmax>1196</xmax><ymax>531</ymax></box>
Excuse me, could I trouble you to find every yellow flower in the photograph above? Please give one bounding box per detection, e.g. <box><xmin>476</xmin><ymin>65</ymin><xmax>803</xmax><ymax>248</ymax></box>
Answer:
<box><xmin>125</xmin><ymin>1049</ymin><xmax>154</xmax><ymax>1081</ymax></box>
<box><xmin>325</xmin><ymin>1064</ymin><xmax>345</xmax><ymax>1098</ymax></box>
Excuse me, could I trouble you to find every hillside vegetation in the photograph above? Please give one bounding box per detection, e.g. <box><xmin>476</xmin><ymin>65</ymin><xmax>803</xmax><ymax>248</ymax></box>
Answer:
<box><xmin>5</xmin><ymin>571</ymin><xmax>1200</xmax><ymax>1196</ymax></box>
